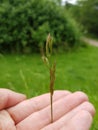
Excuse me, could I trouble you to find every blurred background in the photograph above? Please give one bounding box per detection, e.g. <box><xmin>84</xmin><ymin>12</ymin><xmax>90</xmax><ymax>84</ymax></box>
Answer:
<box><xmin>0</xmin><ymin>0</ymin><xmax>98</xmax><ymax>129</ymax></box>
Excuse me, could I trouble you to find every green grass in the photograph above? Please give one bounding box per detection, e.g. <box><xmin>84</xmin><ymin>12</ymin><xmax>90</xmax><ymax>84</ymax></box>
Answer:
<box><xmin>0</xmin><ymin>46</ymin><xmax>98</xmax><ymax>129</ymax></box>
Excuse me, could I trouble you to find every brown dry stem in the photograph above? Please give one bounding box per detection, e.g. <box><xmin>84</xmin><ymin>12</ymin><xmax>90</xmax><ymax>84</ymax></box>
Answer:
<box><xmin>42</xmin><ymin>34</ymin><xmax>56</xmax><ymax>123</ymax></box>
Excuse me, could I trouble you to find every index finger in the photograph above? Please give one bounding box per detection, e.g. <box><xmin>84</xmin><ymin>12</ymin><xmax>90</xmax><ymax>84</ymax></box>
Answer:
<box><xmin>0</xmin><ymin>88</ymin><xmax>26</xmax><ymax>110</ymax></box>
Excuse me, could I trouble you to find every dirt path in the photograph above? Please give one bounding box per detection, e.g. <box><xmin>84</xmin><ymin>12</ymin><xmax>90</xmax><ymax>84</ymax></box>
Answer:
<box><xmin>84</xmin><ymin>37</ymin><xmax>98</xmax><ymax>47</ymax></box>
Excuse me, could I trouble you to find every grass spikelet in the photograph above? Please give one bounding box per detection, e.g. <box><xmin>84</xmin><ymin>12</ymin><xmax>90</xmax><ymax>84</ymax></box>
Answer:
<box><xmin>42</xmin><ymin>34</ymin><xmax>56</xmax><ymax>123</ymax></box>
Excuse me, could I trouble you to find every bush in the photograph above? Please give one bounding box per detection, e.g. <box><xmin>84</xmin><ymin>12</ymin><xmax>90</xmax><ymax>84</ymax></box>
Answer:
<box><xmin>0</xmin><ymin>0</ymin><xmax>82</xmax><ymax>53</ymax></box>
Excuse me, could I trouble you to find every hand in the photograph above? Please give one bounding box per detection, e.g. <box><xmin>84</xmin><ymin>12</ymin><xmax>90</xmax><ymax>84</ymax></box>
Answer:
<box><xmin>0</xmin><ymin>89</ymin><xmax>95</xmax><ymax>130</ymax></box>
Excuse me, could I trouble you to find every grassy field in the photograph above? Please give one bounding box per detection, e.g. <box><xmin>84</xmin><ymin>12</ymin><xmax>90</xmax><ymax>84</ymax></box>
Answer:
<box><xmin>0</xmin><ymin>45</ymin><xmax>98</xmax><ymax>129</ymax></box>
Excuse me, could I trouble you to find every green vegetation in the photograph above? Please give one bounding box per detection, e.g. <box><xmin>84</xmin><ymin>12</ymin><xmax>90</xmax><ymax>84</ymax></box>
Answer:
<box><xmin>0</xmin><ymin>45</ymin><xmax>98</xmax><ymax>129</ymax></box>
<box><xmin>0</xmin><ymin>0</ymin><xmax>81</xmax><ymax>53</ymax></box>
<box><xmin>66</xmin><ymin>0</ymin><xmax>98</xmax><ymax>37</ymax></box>
<box><xmin>0</xmin><ymin>1</ymin><xmax>98</xmax><ymax>129</ymax></box>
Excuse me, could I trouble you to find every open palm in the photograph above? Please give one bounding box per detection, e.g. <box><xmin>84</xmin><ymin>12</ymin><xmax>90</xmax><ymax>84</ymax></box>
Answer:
<box><xmin>0</xmin><ymin>89</ymin><xmax>95</xmax><ymax>130</ymax></box>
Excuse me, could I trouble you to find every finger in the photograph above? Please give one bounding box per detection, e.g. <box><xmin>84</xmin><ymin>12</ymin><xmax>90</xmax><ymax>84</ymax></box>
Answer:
<box><xmin>61</xmin><ymin>110</ymin><xmax>93</xmax><ymax>130</ymax></box>
<box><xmin>42</xmin><ymin>101</ymin><xmax>95</xmax><ymax>129</ymax></box>
<box><xmin>8</xmin><ymin>90</ymin><xmax>71</xmax><ymax>124</ymax></box>
<box><xmin>16</xmin><ymin>91</ymin><xmax>88</xmax><ymax>130</ymax></box>
<box><xmin>0</xmin><ymin>110</ymin><xmax>16</xmax><ymax>130</ymax></box>
<box><xmin>0</xmin><ymin>88</ymin><xmax>26</xmax><ymax>110</ymax></box>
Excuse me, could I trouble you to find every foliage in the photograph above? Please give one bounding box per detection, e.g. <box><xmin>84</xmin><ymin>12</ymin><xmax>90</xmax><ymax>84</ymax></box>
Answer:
<box><xmin>67</xmin><ymin>0</ymin><xmax>98</xmax><ymax>37</ymax></box>
<box><xmin>0</xmin><ymin>0</ymin><xmax>81</xmax><ymax>53</ymax></box>
<box><xmin>78</xmin><ymin>0</ymin><xmax>98</xmax><ymax>36</ymax></box>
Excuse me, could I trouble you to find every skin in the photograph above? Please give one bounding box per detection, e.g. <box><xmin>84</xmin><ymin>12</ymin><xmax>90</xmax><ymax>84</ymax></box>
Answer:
<box><xmin>0</xmin><ymin>89</ymin><xmax>96</xmax><ymax>130</ymax></box>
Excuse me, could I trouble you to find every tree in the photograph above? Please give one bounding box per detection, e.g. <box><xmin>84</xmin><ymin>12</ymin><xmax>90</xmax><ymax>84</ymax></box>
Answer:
<box><xmin>74</xmin><ymin>0</ymin><xmax>98</xmax><ymax>36</ymax></box>
<box><xmin>0</xmin><ymin>0</ymin><xmax>81</xmax><ymax>53</ymax></box>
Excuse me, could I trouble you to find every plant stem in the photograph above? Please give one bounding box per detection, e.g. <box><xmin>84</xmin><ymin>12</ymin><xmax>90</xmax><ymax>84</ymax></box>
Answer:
<box><xmin>49</xmin><ymin>63</ymin><xmax>56</xmax><ymax>123</ymax></box>
<box><xmin>50</xmin><ymin>93</ymin><xmax>53</xmax><ymax>123</ymax></box>
<box><xmin>42</xmin><ymin>34</ymin><xmax>56</xmax><ymax>123</ymax></box>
